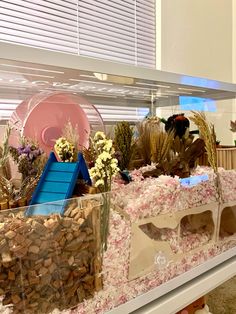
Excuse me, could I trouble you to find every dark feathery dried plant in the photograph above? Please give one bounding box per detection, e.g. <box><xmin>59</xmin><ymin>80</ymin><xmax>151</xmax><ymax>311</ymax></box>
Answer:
<box><xmin>114</xmin><ymin>121</ymin><xmax>133</xmax><ymax>170</ymax></box>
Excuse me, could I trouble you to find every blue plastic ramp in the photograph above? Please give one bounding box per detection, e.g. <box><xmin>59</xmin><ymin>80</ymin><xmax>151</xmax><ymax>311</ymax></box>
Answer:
<box><xmin>25</xmin><ymin>152</ymin><xmax>91</xmax><ymax>216</ymax></box>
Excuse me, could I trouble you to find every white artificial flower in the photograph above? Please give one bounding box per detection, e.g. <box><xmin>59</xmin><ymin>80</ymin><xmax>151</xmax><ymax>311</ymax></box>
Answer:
<box><xmin>96</xmin><ymin>162</ymin><xmax>104</xmax><ymax>170</ymax></box>
<box><xmin>96</xmin><ymin>139</ymin><xmax>106</xmax><ymax>146</ymax></box>
<box><xmin>111</xmin><ymin>162</ymin><xmax>117</xmax><ymax>169</ymax></box>
<box><xmin>103</xmin><ymin>139</ymin><xmax>113</xmax><ymax>152</ymax></box>
<box><xmin>98</xmin><ymin>152</ymin><xmax>109</xmax><ymax>161</ymax></box>
<box><xmin>94</xmin><ymin>131</ymin><xmax>106</xmax><ymax>141</ymax></box>
<box><xmin>90</xmin><ymin>131</ymin><xmax>119</xmax><ymax>191</ymax></box>
<box><xmin>95</xmin><ymin>178</ymin><xmax>104</xmax><ymax>187</ymax></box>
<box><xmin>89</xmin><ymin>168</ymin><xmax>96</xmax><ymax>177</ymax></box>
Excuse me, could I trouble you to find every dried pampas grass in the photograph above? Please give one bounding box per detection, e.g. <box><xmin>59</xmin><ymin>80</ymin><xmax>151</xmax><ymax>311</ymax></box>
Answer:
<box><xmin>62</xmin><ymin>121</ymin><xmax>80</xmax><ymax>154</ymax></box>
<box><xmin>150</xmin><ymin>129</ymin><xmax>174</xmax><ymax>164</ymax></box>
<box><xmin>137</xmin><ymin>117</ymin><xmax>173</xmax><ymax>166</ymax></box>
<box><xmin>137</xmin><ymin>122</ymin><xmax>152</xmax><ymax>165</ymax></box>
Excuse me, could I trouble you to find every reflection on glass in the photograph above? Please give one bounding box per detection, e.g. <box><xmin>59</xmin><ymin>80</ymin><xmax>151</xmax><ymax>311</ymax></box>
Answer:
<box><xmin>179</xmin><ymin>96</ymin><xmax>216</xmax><ymax>112</ymax></box>
<box><xmin>181</xmin><ymin>76</ymin><xmax>219</xmax><ymax>89</ymax></box>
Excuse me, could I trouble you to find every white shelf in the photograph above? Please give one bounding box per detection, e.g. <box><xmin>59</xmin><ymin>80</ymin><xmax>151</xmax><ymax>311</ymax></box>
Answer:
<box><xmin>107</xmin><ymin>246</ymin><xmax>236</xmax><ymax>314</ymax></box>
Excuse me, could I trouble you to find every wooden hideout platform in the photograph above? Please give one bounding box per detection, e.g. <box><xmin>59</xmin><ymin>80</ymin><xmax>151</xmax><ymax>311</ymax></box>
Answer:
<box><xmin>128</xmin><ymin>201</ymin><xmax>236</xmax><ymax>280</ymax></box>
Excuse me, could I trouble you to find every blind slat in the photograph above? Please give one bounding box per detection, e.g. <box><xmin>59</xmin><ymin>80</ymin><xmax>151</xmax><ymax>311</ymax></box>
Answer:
<box><xmin>0</xmin><ymin>5</ymin><xmax>77</xmax><ymax>27</ymax></box>
<box><xmin>0</xmin><ymin>16</ymin><xmax>76</xmax><ymax>37</ymax></box>
<box><xmin>79</xmin><ymin>50</ymin><xmax>135</xmax><ymax>63</ymax></box>
<box><xmin>78</xmin><ymin>8</ymin><xmax>135</xmax><ymax>29</ymax></box>
<box><xmin>1</xmin><ymin>0</ymin><xmax>77</xmax><ymax>21</ymax></box>
<box><xmin>81</xmin><ymin>40</ymin><xmax>135</xmax><ymax>56</ymax></box>
<box><xmin>0</xmin><ymin>5</ymin><xmax>77</xmax><ymax>30</ymax></box>
<box><xmin>87</xmin><ymin>0</ymin><xmax>135</xmax><ymax>11</ymax></box>
<box><xmin>15</xmin><ymin>0</ymin><xmax>77</xmax><ymax>14</ymax></box>
<box><xmin>79</xmin><ymin>17</ymin><xmax>135</xmax><ymax>38</ymax></box>
<box><xmin>0</xmin><ymin>26</ymin><xmax>76</xmax><ymax>47</ymax></box>
<box><xmin>0</xmin><ymin>22</ymin><xmax>77</xmax><ymax>43</ymax></box>
<box><xmin>79</xmin><ymin>46</ymin><xmax>135</xmax><ymax>60</ymax></box>
<box><xmin>79</xmin><ymin>0</ymin><xmax>135</xmax><ymax>19</ymax></box>
<box><xmin>0</xmin><ymin>37</ymin><xmax>76</xmax><ymax>54</ymax></box>
<box><xmin>79</xmin><ymin>34</ymin><xmax>135</xmax><ymax>49</ymax></box>
<box><xmin>81</xmin><ymin>25</ymin><xmax>135</xmax><ymax>42</ymax></box>
<box><xmin>15</xmin><ymin>0</ymin><xmax>77</xmax><ymax>6</ymax></box>
<box><xmin>0</xmin><ymin>36</ymin><xmax>77</xmax><ymax>53</ymax></box>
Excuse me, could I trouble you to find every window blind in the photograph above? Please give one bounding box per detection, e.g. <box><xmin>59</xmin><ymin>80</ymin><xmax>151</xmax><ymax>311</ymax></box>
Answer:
<box><xmin>0</xmin><ymin>0</ymin><xmax>78</xmax><ymax>54</ymax></box>
<box><xmin>94</xmin><ymin>104</ymin><xmax>149</xmax><ymax>122</ymax></box>
<box><xmin>136</xmin><ymin>0</ymin><xmax>156</xmax><ymax>68</ymax></box>
<box><xmin>0</xmin><ymin>0</ymin><xmax>156</xmax><ymax>68</ymax></box>
<box><xmin>78</xmin><ymin>0</ymin><xmax>156</xmax><ymax>67</ymax></box>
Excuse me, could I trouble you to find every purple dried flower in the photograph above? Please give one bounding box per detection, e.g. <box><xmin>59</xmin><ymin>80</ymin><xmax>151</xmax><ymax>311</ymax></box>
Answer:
<box><xmin>22</xmin><ymin>145</ymin><xmax>31</xmax><ymax>154</ymax></box>
<box><xmin>17</xmin><ymin>147</ymin><xmax>23</xmax><ymax>154</ymax></box>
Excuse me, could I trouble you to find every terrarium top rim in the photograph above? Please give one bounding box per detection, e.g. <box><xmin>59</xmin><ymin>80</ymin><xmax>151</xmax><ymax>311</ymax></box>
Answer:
<box><xmin>0</xmin><ymin>42</ymin><xmax>235</xmax><ymax>104</ymax></box>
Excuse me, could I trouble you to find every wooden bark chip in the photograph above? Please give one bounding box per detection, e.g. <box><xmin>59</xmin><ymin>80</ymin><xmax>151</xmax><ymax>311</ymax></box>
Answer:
<box><xmin>0</xmin><ymin>198</ymin><xmax>103</xmax><ymax>314</ymax></box>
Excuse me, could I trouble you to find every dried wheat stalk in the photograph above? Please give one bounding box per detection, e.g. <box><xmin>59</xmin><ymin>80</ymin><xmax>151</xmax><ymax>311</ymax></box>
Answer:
<box><xmin>150</xmin><ymin>128</ymin><xmax>159</xmax><ymax>162</ymax></box>
<box><xmin>161</xmin><ymin>130</ymin><xmax>175</xmax><ymax>162</ymax></box>
<box><xmin>0</xmin><ymin>176</ymin><xmax>15</xmax><ymax>201</ymax></box>
<box><xmin>190</xmin><ymin>111</ymin><xmax>217</xmax><ymax>172</ymax></box>
<box><xmin>0</xmin><ymin>124</ymin><xmax>12</xmax><ymax>179</ymax></box>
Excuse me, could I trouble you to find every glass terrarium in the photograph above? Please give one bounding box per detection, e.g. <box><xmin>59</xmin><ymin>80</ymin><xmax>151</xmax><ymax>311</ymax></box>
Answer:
<box><xmin>0</xmin><ymin>51</ymin><xmax>236</xmax><ymax>313</ymax></box>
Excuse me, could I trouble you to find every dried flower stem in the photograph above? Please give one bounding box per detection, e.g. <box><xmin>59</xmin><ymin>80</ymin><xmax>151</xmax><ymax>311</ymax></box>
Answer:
<box><xmin>0</xmin><ymin>124</ymin><xmax>12</xmax><ymax>179</ymax></box>
<box><xmin>16</xmin><ymin>175</ymin><xmax>40</xmax><ymax>201</ymax></box>
<box><xmin>0</xmin><ymin>176</ymin><xmax>15</xmax><ymax>201</ymax></box>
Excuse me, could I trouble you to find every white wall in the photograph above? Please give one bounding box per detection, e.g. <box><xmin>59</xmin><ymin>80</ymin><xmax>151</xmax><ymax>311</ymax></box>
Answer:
<box><xmin>161</xmin><ymin>0</ymin><xmax>232</xmax><ymax>81</ymax></box>
<box><xmin>234</xmin><ymin>0</ymin><xmax>236</xmax><ymax>82</ymax></box>
<box><xmin>233</xmin><ymin>0</ymin><xmax>236</xmax><ymax>123</ymax></box>
<box><xmin>159</xmin><ymin>0</ymin><xmax>234</xmax><ymax>145</ymax></box>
